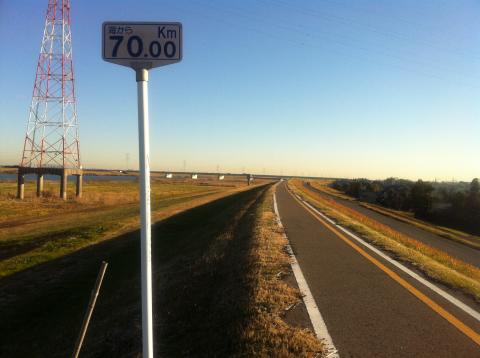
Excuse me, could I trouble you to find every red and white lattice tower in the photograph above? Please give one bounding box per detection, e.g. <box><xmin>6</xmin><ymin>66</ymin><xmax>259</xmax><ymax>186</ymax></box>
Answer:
<box><xmin>18</xmin><ymin>0</ymin><xmax>82</xmax><ymax>200</ymax></box>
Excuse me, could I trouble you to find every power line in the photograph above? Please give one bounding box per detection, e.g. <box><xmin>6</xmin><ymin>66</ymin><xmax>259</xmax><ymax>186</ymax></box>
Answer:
<box><xmin>173</xmin><ymin>0</ymin><xmax>479</xmax><ymax>88</ymax></box>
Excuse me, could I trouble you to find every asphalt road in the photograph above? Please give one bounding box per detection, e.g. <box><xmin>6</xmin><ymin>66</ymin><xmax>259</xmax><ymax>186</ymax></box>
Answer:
<box><xmin>276</xmin><ymin>182</ymin><xmax>480</xmax><ymax>358</ymax></box>
<box><xmin>304</xmin><ymin>182</ymin><xmax>480</xmax><ymax>268</ymax></box>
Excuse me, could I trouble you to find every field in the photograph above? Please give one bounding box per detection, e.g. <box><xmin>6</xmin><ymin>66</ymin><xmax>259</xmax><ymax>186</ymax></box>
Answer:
<box><xmin>0</xmin><ymin>178</ymin><xmax>322</xmax><ymax>357</ymax></box>
<box><xmin>0</xmin><ymin>178</ymin><xmax>256</xmax><ymax>278</ymax></box>
<box><xmin>289</xmin><ymin>179</ymin><xmax>480</xmax><ymax>301</ymax></box>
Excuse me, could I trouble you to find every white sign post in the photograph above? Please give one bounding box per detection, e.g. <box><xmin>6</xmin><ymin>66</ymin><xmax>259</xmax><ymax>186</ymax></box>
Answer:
<box><xmin>102</xmin><ymin>21</ymin><xmax>182</xmax><ymax>358</ymax></box>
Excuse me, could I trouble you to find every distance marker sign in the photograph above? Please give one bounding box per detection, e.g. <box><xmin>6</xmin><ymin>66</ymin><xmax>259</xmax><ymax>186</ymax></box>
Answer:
<box><xmin>102</xmin><ymin>22</ymin><xmax>182</xmax><ymax>69</ymax></box>
<box><xmin>101</xmin><ymin>20</ymin><xmax>183</xmax><ymax>358</ymax></box>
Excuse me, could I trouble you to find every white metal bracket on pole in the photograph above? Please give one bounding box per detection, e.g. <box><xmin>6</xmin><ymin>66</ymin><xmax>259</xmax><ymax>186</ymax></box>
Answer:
<box><xmin>102</xmin><ymin>22</ymin><xmax>182</xmax><ymax>358</ymax></box>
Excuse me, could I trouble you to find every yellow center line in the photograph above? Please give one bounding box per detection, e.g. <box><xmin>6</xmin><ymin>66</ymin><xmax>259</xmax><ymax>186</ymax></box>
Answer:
<box><xmin>286</xmin><ymin>187</ymin><xmax>480</xmax><ymax>346</ymax></box>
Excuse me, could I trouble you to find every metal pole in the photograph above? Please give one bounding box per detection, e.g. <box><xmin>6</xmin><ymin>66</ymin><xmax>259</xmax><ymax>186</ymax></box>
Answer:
<box><xmin>72</xmin><ymin>261</ymin><xmax>108</xmax><ymax>358</ymax></box>
<box><xmin>136</xmin><ymin>68</ymin><xmax>153</xmax><ymax>358</ymax></box>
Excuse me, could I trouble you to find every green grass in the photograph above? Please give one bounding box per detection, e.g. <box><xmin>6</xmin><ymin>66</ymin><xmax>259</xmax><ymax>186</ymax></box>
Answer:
<box><xmin>0</xmin><ymin>180</ymin><xmax>247</xmax><ymax>278</ymax></box>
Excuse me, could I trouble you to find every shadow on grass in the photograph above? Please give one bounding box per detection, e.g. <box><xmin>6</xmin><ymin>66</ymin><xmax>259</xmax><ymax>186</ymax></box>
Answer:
<box><xmin>0</xmin><ymin>225</ymin><xmax>111</xmax><ymax>262</ymax></box>
<box><xmin>0</xmin><ymin>184</ymin><xmax>271</xmax><ymax>358</ymax></box>
<box><xmin>0</xmin><ymin>191</ymin><xmax>221</xmax><ymax>264</ymax></box>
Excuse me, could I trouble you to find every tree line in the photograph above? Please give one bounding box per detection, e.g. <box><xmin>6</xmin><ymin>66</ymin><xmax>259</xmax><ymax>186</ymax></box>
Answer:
<box><xmin>331</xmin><ymin>178</ymin><xmax>480</xmax><ymax>235</ymax></box>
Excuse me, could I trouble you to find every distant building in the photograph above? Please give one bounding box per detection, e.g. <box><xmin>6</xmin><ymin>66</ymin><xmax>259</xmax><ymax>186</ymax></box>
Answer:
<box><xmin>191</xmin><ymin>174</ymin><xmax>198</xmax><ymax>179</ymax></box>
<box><xmin>165</xmin><ymin>173</ymin><xmax>173</xmax><ymax>179</ymax></box>
<box><xmin>218</xmin><ymin>175</ymin><xmax>225</xmax><ymax>180</ymax></box>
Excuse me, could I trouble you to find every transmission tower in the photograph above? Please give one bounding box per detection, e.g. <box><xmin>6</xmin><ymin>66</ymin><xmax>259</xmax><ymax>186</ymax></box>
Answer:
<box><xmin>17</xmin><ymin>0</ymin><xmax>82</xmax><ymax>200</ymax></box>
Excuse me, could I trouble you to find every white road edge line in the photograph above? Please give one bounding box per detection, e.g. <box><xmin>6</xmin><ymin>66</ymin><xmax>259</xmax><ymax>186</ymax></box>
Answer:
<box><xmin>273</xmin><ymin>192</ymin><xmax>340</xmax><ymax>358</ymax></box>
<box><xmin>297</xmin><ymin>194</ymin><xmax>480</xmax><ymax>323</ymax></box>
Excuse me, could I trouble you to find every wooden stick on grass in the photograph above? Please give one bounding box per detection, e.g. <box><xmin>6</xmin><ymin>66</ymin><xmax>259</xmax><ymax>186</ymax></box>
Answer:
<box><xmin>72</xmin><ymin>261</ymin><xmax>108</xmax><ymax>358</ymax></box>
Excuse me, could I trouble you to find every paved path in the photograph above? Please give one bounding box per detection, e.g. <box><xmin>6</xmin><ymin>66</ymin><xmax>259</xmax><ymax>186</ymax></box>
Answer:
<box><xmin>276</xmin><ymin>182</ymin><xmax>480</xmax><ymax>357</ymax></box>
<box><xmin>304</xmin><ymin>182</ymin><xmax>480</xmax><ymax>268</ymax></box>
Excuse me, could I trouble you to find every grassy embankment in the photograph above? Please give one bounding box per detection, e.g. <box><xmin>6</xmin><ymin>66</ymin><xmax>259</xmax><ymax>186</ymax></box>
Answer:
<box><xmin>309</xmin><ymin>180</ymin><xmax>480</xmax><ymax>250</ymax></box>
<box><xmin>0</xmin><ymin>178</ymin><xmax>258</xmax><ymax>277</ymax></box>
<box><xmin>290</xmin><ymin>179</ymin><xmax>480</xmax><ymax>301</ymax></box>
<box><xmin>0</xmin><ymin>183</ymin><xmax>321</xmax><ymax>357</ymax></box>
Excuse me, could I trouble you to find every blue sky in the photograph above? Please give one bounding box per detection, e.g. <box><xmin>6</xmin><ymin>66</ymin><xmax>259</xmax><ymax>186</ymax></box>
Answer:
<box><xmin>1</xmin><ymin>0</ymin><xmax>479</xmax><ymax>180</ymax></box>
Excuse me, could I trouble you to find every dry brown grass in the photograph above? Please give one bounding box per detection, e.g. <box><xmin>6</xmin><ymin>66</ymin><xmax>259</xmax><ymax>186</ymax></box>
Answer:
<box><xmin>290</xmin><ymin>180</ymin><xmax>480</xmax><ymax>301</ymax></box>
<box><xmin>0</xmin><ymin>183</ymin><xmax>320</xmax><ymax>356</ymax></box>
<box><xmin>0</xmin><ymin>179</ymin><xmax>252</xmax><ymax>226</ymax></box>
<box><xmin>359</xmin><ymin>202</ymin><xmax>480</xmax><ymax>249</ymax></box>
<box><xmin>0</xmin><ymin>167</ymin><xmax>17</xmax><ymax>174</ymax></box>
<box><xmin>152</xmin><ymin>183</ymin><xmax>322</xmax><ymax>357</ymax></box>
<box><xmin>0</xmin><ymin>179</ymin><xmax>263</xmax><ymax>278</ymax></box>
<box><xmin>240</xmin><ymin>185</ymin><xmax>323</xmax><ymax>357</ymax></box>
<box><xmin>308</xmin><ymin>180</ymin><xmax>480</xmax><ymax>250</ymax></box>
<box><xmin>309</xmin><ymin>180</ymin><xmax>354</xmax><ymax>201</ymax></box>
